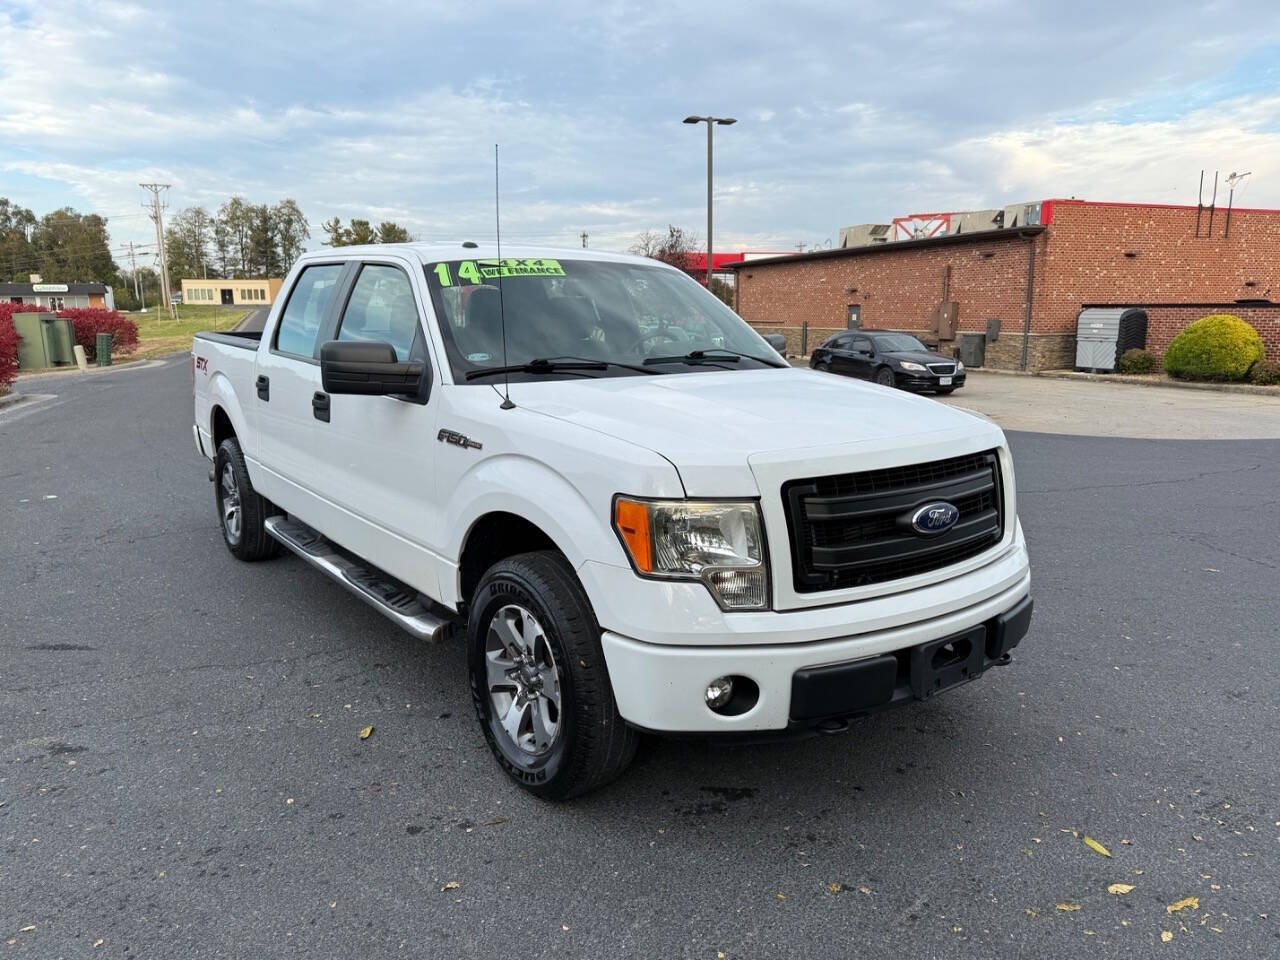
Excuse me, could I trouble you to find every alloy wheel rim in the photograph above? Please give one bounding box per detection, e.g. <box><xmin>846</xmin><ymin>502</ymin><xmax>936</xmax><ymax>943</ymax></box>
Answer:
<box><xmin>484</xmin><ymin>604</ymin><xmax>561</xmax><ymax>756</ymax></box>
<box><xmin>220</xmin><ymin>462</ymin><xmax>242</xmax><ymax>542</ymax></box>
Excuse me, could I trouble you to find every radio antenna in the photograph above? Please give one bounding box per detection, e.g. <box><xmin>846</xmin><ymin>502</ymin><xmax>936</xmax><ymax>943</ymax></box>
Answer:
<box><xmin>495</xmin><ymin>143</ymin><xmax>515</xmax><ymax>410</ymax></box>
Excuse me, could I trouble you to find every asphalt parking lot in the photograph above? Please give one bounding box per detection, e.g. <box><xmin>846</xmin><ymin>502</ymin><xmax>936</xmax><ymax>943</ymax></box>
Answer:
<box><xmin>2</xmin><ymin>357</ymin><xmax>1278</xmax><ymax>958</ymax></box>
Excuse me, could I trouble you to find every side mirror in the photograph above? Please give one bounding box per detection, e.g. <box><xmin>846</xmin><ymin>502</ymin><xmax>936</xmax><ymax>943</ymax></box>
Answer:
<box><xmin>320</xmin><ymin>340</ymin><xmax>425</xmax><ymax>397</ymax></box>
<box><xmin>763</xmin><ymin>333</ymin><xmax>788</xmax><ymax>356</ymax></box>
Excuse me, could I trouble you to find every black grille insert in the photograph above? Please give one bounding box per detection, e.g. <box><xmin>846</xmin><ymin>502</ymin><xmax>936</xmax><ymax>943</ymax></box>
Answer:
<box><xmin>783</xmin><ymin>450</ymin><xmax>1004</xmax><ymax>593</ymax></box>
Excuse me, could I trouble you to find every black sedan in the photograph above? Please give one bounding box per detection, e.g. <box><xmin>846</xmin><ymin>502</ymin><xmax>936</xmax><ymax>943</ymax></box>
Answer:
<box><xmin>810</xmin><ymin>331</ymin><xmax>965</xmax><ymax>393</ymax></box>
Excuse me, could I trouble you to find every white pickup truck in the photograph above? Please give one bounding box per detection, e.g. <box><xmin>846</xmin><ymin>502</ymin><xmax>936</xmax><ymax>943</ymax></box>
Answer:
<box><xmin>192</xmin><ymin>244</ymin><xmax>1032</xmax><ymax>798</ymax></box>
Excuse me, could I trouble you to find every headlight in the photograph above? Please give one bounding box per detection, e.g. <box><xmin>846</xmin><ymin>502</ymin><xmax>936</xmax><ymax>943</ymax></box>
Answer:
<box><xmin>956</xmin><ymin>360</ymin><xmax>965</xmax><ymax>372</ymax></box>
<box><xmin>899</xmin><ymin>361</ymin><xmax>927</xmax><ymax>372</ymax></box>
<box><xmin>613</xmin><ymin>498</ymin><xmax>768</xmax><ymax>610</ymax></box>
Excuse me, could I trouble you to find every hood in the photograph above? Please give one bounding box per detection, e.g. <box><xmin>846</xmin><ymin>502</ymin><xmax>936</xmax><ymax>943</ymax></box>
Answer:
<box><xmin>511</xmin><ymin>367</ymin><xmax>1002</xmax><ymax>495</ymax></box>
<box><xmin>883</xmin><ymin>349</ymin><xmax>953</xmax><ymax>365</ymax></box>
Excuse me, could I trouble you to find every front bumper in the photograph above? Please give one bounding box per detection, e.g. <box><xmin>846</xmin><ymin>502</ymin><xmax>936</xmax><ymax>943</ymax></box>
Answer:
<box><xmin>600</xmin><ymin>571</ymin><xmax>1031</xmax><ymax>733</ymax></box>
<box><xmin>899</xmin><ymin>371</ymin><xmax>966</xmax><ymax>391</ymax></box>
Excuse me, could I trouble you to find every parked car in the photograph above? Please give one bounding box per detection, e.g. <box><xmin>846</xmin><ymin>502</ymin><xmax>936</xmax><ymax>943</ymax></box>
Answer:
<box><xmin>811</xmin><ymin>330</ymin><xmax>965</xmax><ymax>393</ymax></box>
<box><xmin>192</xmin><ymin>245</ymin><xmax>1029</xmax><ymax>798</ymax></box>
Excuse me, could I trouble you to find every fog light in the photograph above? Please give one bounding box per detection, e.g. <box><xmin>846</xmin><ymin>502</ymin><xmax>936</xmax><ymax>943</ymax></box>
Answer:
<box><xmin>705</xmin><ymin>676</ymin><xmax>734</xmax><ymax>710</ymax></box>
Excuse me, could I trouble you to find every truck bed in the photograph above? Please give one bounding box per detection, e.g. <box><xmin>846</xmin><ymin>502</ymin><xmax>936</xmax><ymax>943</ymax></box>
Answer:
<box><xmin>194</xmin><ymin>330</ymin><xmax>262</xmax><ymax>350</ymax></box>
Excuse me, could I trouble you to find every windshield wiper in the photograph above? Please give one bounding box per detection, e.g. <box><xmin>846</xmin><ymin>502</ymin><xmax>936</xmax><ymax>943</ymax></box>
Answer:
<box><xmin>465</xmin><ymin>356</ymin><xmax>657</xmax><ymax>381</ymax></box>
<box><xmin>643</xmin><ymin>348</ymin><xmax>781</xmax><ymax>367</ymax></box>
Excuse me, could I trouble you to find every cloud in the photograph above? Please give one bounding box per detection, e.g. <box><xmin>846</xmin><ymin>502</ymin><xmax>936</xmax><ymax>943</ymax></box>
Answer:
<box><xmin>1</xmin><ymin>0</ymin><xmax>1279</xmax><ymax>257</ymax></box>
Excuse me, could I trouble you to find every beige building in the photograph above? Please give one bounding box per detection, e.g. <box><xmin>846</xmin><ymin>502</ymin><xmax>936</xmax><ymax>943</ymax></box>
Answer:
<box><xmin>181</xmin><ymin>277</ymin><xmax>284</xmax><ymax>307</ymax></box>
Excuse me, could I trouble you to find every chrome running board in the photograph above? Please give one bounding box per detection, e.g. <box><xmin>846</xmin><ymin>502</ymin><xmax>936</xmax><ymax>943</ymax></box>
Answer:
<box><xmin>265</xmin><ymin>516</ymin><xmax>454</xmax><ymax>643</ymax></box>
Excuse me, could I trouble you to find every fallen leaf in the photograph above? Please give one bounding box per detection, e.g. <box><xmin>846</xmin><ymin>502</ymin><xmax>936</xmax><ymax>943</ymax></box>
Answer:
<box><xmin>1083</xmin><ymin>836</ymin><xmax>1111</xmax><ymax>858</ymax></box>
<box><xmin>93</xmin><ymin>940</ymin><xmax>104</xmax><ymax>948</ymax></box>
<box><xmin>1108</xmin><ymin>883</ymin><xmax>1136</xmax><ymax>896</ymax></box>
<box><xmin>441</xmin><ymin>881</ymin><xmax>460</xmax><ymax>892</ymax></box>
<box><xmin>359</xmin><ymin>725</ymin><xmax>374</xmax><ymax>740</ymax></box>
<box><xmin>485</xmin><ymin>817</ymin><xmax>508</xmax><ymax>826</ymax></box>
<box><xmin>1166</xmin><ymin>897</ymin><xmax>1199</xmax><ymax>915</ymax></box>
<box><xmin>776</xmin><ymin>892</ymin><xmax>786</xmax><ymax>901</ymax></box>
<box><xmin>1055</xmin><ymin>903</ymin><xmax>1081</xmax><ymax>912</ymax></box>
<box><xmin>19</xmin><ymin>926</ymin><xmax>35</xmax><ymax>933</ymax></box>
<box><xmin>561</xmin><ymin>925</ymin><xmax>569</xmax><ymax>932</ymax></box>
<box><xmin>1161</xmin><ymin>931</ymin><xmax>1173</xmax><ymax>943</ymax></box>
<box><xmin>859</xmin><ymin>886</ymin><xmax>872</xmax><ymax>896</ymax></box>
<box><xmin>286</xmin><ymin>798</ymin><xmax>294</xmax><ymax>805</ymax></box>
<box><xmin>827</xmin><ymin>882</ymin><xmax>842</xmax><ymax>894</ymax></box>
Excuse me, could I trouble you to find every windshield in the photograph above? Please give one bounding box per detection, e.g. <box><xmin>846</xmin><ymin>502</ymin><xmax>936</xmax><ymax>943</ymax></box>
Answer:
<box><xmin>424</xmin><ymin>257</ymin><xmax>785</xmax><ymax>382</ymax></box>
<box><xmin>872</xmin><ymin>333</ymin><xmax>927</xmax><ymax>353</ymax></box>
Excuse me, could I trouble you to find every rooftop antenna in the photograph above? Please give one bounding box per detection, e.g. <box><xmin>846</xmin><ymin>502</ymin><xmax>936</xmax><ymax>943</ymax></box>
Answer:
<box><xmin>1206</xmin><ymin>170</ymin><xmax>1219</xmax><ymax>238</ymax></box>
<box><xmin>1224</xmin><ymin>170</ymin><xmax>1251</xmax><ymax>238</ymax></box>
<box><xmin>1195</xmin><ymin>170</ymin><xmax>1204</xmax><ymax>237</ymax></box>
<box><xmin>495</xmin><ymin>143</ymin><xmax>514</xmax><ymax>410</ymax></box>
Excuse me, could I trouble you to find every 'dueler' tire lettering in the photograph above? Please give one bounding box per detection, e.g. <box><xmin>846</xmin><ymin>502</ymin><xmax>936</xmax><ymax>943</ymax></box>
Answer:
<box><xmin>468</xmin><ymin>551</ymin><xmax>638</xmax><ymax>800</ymax></box>
<box><xmin>214</xmin><ymin>437</ymin><xmax>281</xmax><ymax>562</ymax></box>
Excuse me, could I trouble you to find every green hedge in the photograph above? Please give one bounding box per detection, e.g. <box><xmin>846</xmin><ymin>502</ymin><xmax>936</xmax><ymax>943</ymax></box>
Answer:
<box><xmin>1163</xmin><ymin>314</ymin><xmax>1264</xmax><ymax>382</ymax></box>
<box><xmin>1116</xmin><ymin>348</ymin><xmax>1156</xmax><ymax>374</ymax></box>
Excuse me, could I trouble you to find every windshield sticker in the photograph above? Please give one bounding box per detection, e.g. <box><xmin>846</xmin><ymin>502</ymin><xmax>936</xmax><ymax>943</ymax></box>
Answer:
<box><xmin>434</xmin><ymin>259</ymin><xmax>565</xmax><ymax>286</ymax></box>
<box><xmin>465</xmin><ymin>352</ymin><xmax>493</xmax><ymax>363</ymax></box>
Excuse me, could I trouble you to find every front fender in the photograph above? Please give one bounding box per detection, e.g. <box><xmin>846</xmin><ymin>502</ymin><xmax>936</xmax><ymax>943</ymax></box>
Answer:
<box><xmin>439</xmin><ymin>453</ymin><xmax>631</xmax><ymax>608</ymax></box>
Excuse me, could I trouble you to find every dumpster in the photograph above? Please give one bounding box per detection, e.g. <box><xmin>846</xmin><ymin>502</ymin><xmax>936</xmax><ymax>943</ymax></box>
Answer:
<box><xmin>1076</xmin><ymin>307</ymin><xmax>1148</xmax><ymax>372</ymax></box>
<box><xmin>96</xmin><ymin>332</ymin><xmax>113</xmax><ymax>366</ymax></box>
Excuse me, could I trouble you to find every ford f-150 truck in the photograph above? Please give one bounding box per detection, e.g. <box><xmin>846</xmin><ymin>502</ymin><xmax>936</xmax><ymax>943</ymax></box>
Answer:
<box><xmin>192</xmin><ymin>244</ymin><xmax>1032</xmax><ymax>799</ymax></box>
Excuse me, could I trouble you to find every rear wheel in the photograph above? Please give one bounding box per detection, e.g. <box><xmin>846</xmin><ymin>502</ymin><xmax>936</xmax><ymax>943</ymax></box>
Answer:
<box><xmin>814</xmin><ymin>361</ymin><xmax>830</xmax><ymax>372</ymax></box>
<box><xmin>874</xmin><ymin>366</ymin><xmax>896</xmax><ymax>388</ymax></box>
<box><xmin>468</xmin><ymin>551</ymin><xmax>638</xmax><ymax>800</ymax></box>
<box><xmin>214</xmin><ymin>438</ymin><xmax>280</xmax><ymax>561</ymax></box>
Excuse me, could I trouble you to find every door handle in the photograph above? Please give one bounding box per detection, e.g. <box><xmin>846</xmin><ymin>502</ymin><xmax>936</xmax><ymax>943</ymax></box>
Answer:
<box><xmin>255</xmin><ymin>375</ymin><xmax>270</xmax><ymax>401</ymax></box>
<box><xmin>312</xmin><ymin>391</ymin><xmax>330</xmax><ymax>423</ymax></box>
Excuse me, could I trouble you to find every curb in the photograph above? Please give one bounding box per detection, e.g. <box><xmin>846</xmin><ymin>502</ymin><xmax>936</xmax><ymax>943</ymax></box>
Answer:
<box><xmin>968</xmin><ymin>367</ymin><xmax>1280</xmax><ymax>397</ymax></box>
<box><xmin>14</xmin><ymin>357</ymin><xmax>148</xmax><ymax>381</ymax></box>
<box><xmin>0</xmin><ymin>391</ymin><xmax>28</xmax><ymax>411</ymax></box>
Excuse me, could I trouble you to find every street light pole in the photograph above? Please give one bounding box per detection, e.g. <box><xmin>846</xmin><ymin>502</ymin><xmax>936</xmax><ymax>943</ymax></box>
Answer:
<box><xmin>683</xmin><ymin>115</ymin><xmax>736</xmax><ymax>288</ymax></box>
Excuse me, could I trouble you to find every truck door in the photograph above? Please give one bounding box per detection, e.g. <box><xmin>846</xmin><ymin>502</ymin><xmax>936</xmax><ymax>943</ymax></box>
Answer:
<box><xmin>307</xmin><ymin>258</ymin><xmax>443</xmax><ymax>599</ymax></box>
<box><xmin>252</xmin><ymin>262</ymin><xmax>347</xmax><ymax>505</ymax></box>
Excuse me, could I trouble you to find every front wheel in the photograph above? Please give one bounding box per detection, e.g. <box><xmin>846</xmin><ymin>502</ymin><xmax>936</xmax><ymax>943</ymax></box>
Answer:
<box><xmin>874</xmin><ymin>366</ymin><xmax>896</xmax><ymax>388</ymax></box>
<box><xmin>813</xmin><ymin>361</ymin><xmax>830</xmax><ymax>372</ymax></box>
<box><xmin>468</xmin><ymin>551</ymin><xmax>638</xmax><ymax>800</ymax></box>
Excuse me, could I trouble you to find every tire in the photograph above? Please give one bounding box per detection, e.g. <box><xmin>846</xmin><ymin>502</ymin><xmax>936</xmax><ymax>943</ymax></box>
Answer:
<box><xmin>813</xmin><ymin>361</ymin><xmax>830</xmax><ymax>372</ymax></box>
<box><xmin>468</xmin><ymin>550</ymin><xmax>638</xmax><ymax>800</ymax></box>
<box><xmin>214</xmin><ymin>437</ymin><xmax>280</xmax><ymax>562</ymax></box>
<box><xmin>874</xmin><ymin>366</ymin><xmax>896</xmax><ymax>388</ymax></box>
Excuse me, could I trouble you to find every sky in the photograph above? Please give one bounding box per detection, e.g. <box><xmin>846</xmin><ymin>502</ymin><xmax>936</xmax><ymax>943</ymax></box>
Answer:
<box><xmin>2</xmin><ymin>0</ymin><xmax>1280</xmax><ymax>267</ymax></box>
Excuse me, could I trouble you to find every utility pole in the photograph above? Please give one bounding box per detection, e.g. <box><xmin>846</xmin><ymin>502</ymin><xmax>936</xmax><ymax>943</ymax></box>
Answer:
<box><xmin>580</xmin><ymin>231</ymin><xmax>589</xmax><ymax>249</ymax></box>
<box><xmin>141</xmin><ymin>183</ymin><xmax>176</xmax><ymax>318</ymax></box>
<box><xmin>683</xmin><ymin>115</ymin><xmax>737</xmax><ymax>287</ymax></box>
<box><xmin>127</xmin><ymin>242</ymin><xmax>140</xmax><ymax>305</ymax></box>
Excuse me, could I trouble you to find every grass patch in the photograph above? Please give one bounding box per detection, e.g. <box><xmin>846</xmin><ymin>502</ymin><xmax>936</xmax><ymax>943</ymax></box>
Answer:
<box><xmin>128</xmin><ymin>305</ymin><xmax>251</xmax><ymax>359</ymax></box>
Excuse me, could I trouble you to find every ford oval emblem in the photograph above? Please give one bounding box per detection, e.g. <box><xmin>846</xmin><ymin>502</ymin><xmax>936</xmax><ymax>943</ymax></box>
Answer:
<box><xmin>910</xmin><ymin>501</ymin><xmax>960</xmax><ymax>536</ymax></box>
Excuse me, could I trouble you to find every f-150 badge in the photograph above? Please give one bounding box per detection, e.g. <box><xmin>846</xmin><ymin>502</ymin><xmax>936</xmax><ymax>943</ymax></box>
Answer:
<box><xmin>437</xmin><ymin>429</ymin><xmax>482</xmax><ymax>451</ymax></box>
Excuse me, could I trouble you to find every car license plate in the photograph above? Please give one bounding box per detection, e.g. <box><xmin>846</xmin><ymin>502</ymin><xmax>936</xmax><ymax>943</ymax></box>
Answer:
<box><xmin>939</xmin><ymin>376</ymin><xmax>952</xmax><ymax>386</ymax></box>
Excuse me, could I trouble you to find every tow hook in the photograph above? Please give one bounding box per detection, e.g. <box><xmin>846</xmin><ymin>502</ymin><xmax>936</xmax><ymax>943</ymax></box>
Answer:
<box><xmin>993</xmin><ymin>653</ymin><xmax>1013</xmax><ymax>667</ymax></box>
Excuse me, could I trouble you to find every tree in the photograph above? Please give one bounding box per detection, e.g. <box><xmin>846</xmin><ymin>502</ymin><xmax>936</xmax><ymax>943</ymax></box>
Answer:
<box><xmin>376</xmin><ymin>221</ymin><xmax>411</xmax><ymax>243</ymax></box>
<box><xmin>0</xmin><ymin>198</ymin><xmax>38</xmax><ymax>282</ymax></box>
<box><xmin>211</xmin><ymin>216</ymin><xmax>234</xmax><ymax>277</ymax></box>
<box><xmin>323</xmin><ymin>217</ymin><xmax>410</xmax><ymax>247</ymax></box>
<box><xmin>273</xmin><ymin>199</ymin><xmax>310</xmax><ymax>268</ymax></box>
<box><xmin>166</xmin><ymin>206</ymin><xmax>214</xmax><ymax>283</ymax></box>
<box><xmin>630</xmin><ymin>225</ymin><xmax>700</xmax><ymax>272</ymax></box>
<box><xmin>218</xmin><ymin>196</ymin><xmax>253</xmax><ymax>277</ymax></box>
<box><xmin>30</xmin><ymin>208</ymin><xmax>117</xmax><ymax>284</ymax></box>
<box><xmin>248</xmin><ymin>204</ymin><xmax>279</xmax><ymax>278</ymax></box>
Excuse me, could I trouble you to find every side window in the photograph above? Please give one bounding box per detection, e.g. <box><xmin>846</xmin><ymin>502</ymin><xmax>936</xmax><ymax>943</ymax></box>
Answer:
<box><xmin>275</xmin><ymin>264</ymin><xmax>343</xmax><ymax>358</ymax></box>
<box><xmin>851</xmin><ymin>337</ymin><xmax>872</xmax><ymax>353</ymax></box>
<box><xmin>336</xmin><ymin>264</ymin><xmax>420</xmax><ymax>361</ymax></box>
<box><xmin>829</xmin><ymin>334</ymin><xmax>851</xmax><ymax>349</ymax></box>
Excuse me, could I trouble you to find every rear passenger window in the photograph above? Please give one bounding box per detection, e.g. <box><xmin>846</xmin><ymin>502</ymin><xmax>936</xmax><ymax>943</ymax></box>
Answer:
<box><xmin>275</xmin><ymin>264</ymin><xmax>343</xmax><ymax>358</ymax></box>
<box><xmin>336</xmin><ymin>264</ymin><xmax>420</xmax><ymax>361</ymax></box>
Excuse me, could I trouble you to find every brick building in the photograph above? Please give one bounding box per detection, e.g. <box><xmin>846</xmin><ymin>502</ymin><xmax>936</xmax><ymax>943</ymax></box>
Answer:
<box><xmin>732</xmin><ymin>199</ymin><xmax>1280</xmax><ymax>370</ymax></box>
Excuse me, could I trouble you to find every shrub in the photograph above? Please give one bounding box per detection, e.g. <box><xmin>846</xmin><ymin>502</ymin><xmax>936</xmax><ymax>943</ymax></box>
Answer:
<box><xmin>1116</xmin><ymin>348</ymin><xmax>1156</xmax><ymax>374</ymax></box>
<box><xmin>1163</xmin><ymin>314</ymin><xmax>1264</xmax><ymax>382</ymax></box>
<box><xmin>0</xmin><ymin>303</ymin><xmax>45</xmax><ymax>390</ymax></box>
<box><xmin>1249</xmin><ymin>360</ymin><xmax>1280</xmax><ymax>386</ymax></box>
<box><xmin>57</xmin><ymin>307</ymin><xmax>139</xmax><ymax>361</ymax></box>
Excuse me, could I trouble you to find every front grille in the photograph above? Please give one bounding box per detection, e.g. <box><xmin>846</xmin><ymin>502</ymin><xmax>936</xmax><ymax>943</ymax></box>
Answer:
<box><xmin>928</xmin><ymin>362</ymin><xmax>956</xmax><ymax>375</ymax></box>
<box><xmin>783</xmin><ymin>450</ymin><xmax>1004</xmax><ymax>593</ymax></box>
